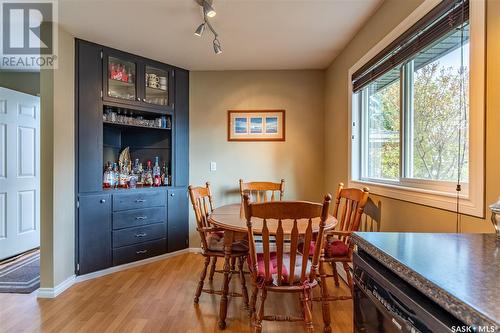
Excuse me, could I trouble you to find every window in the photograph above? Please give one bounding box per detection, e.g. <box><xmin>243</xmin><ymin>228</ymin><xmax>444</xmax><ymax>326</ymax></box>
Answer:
<box><xmin>349</xmin><ymin>0</ymin><xmax>485</xmax><ymax>217</ymax></box>
<box><xmin>361</xmin><ymin>67</ymin><xmax>401</xmax><ymax>181</ymax></box>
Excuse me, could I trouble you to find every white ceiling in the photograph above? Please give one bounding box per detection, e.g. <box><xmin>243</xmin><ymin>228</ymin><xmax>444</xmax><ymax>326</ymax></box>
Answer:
<box><xmin>59</xmin><ymin>0</ymin><xmax>382</xmax><ymax>71</ymax></box>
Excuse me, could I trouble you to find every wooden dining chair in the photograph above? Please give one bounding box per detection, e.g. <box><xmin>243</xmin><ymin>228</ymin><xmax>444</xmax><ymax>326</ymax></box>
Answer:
<box><xmin>361</xmin><ymin>197</ymin><xmax>382</xmax><ymax>232</ymax></box>
<box><xmin>239</xmin><ymin>179</ymin><xmax>285</xmax><ymax>203</ymax></box>
<box><xmin>317</xmin><ymin>183</ymin><xmax>369</xmax><ymax>333</ymax></box>
<box><xmin>243</xmin><ymin>193</ymin><xmax>332</xmax><ymax>333</ymax></box>
<box><xmin>188</xmin><ymin>182</ymin><xmax>249</xmax><ymax>307</ymax></box>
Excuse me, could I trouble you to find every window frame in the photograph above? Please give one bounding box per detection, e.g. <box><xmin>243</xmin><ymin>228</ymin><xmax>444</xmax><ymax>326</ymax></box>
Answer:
<box><xmin>348</xmin><ymin>0</ymin><xmax>484</xmax><ymax>217</ymax></box>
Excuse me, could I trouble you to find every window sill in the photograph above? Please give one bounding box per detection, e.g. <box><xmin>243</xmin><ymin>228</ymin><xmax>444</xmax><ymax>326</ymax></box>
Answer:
<box><xmin>349</xmin><ymin>179</ymin><xmax>484</xmax><ymax>218</ymax></box>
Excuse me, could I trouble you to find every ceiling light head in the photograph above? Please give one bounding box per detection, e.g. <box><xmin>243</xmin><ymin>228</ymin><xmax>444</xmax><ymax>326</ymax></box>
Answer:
<box><xmin>194</xmin><ymin>23</ymin><xmax>205</xmax><ymax>37</ymax></box>
<box><xmin>203</xmin><ymin>1</ymin><xmax>216</xmax><ymax>18</ymax></box>
<box><xmin>213</xmin><ymin>38</ymin><xmax>222</xmax><ymax>54</ymax></box>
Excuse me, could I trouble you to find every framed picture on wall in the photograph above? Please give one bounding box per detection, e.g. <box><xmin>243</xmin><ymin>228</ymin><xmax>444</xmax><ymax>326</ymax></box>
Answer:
<box><xmin>227</xmin><ymin>110</ymin><xmax>285</xmax><ymax>141</ymax></box>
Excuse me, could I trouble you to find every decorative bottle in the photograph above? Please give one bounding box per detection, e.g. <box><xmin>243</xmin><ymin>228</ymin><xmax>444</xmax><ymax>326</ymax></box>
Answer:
<box><xmin>118</xmin><ymin>162</ymin><xmax>128</xmax><ymax>188</ymax></box>
<box><xmin>112</xmin><ymin>163</ymin><xmax>119</xmax><ymax>188</ymax></box>
<box><xmin>138</xmin><ymin>162</ymin><xmax>144</xmax><ymax>185</ymax></box>
<box><xmin>103</xmin><ymin>162</ymin><xmax>112</xmax><ymax>188</ymax></box>
<box><xmin>161</xmin><ymin>161</ymin><xmax>167</xmax><ymax>186</ymax></box>
<box><xmin>144</xmin><ymin>160</ymin><xmax>153</xmax><ymax>186</ymax></box>
<box><xmin>153</xmin><ymin>157</ymin><xmax>161</xmax><ymax>187</ymax></box>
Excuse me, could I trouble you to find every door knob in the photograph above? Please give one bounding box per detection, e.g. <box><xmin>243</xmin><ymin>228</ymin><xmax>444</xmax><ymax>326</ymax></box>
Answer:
<box><xmin>170</xmin><ymin>193</ymin><xmax>175</xmax><ymax>197</ymax></box>
<box><xmin>100</xmin><ymin>199</ymin><xmax>106</xmax><ymax>203</ymax></box>
<box><xmin>136</xmin><ymin>97</ymin><xmax>140</xmax><ymax>101</ymax></box>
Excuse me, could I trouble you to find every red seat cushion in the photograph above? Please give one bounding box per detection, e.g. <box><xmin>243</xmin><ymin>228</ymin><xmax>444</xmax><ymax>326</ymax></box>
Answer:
<box><xmin>249</xmin><ymin>252</ymin><xmax>312</xmax><ymax>286</ymax></box>
<box><xmin>326</xmin><ymin>240</ymin><xmax>349</xmax><ymax>257</ymax></box>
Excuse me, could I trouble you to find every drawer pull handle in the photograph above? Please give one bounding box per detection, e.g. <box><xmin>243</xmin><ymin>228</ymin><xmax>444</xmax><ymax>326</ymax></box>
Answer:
<box><xmin>135</xmin><ymin>216</ymin><xmax>148</xmax><ymax>220</ymax></box>
<box><xmin>135</xmin><ymin>199</ymin><xmax>146</xmax><ymax>203</ymax></box>
<box><xmin>135</xmin><ymin>233</ymin><xmax>147</xmax><ymax>238</ymax></box>
<box><xmin>136</xmin><ymin>250</ymin><xmax>148</xmax><ymax>254</ymax></box>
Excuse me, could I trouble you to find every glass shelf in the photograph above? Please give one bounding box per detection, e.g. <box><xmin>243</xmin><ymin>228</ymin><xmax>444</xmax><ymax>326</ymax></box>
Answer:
<box><xmin>108</xmin><ymin>56</ymin><xmax>136</xmax><ymax>101</ymax></box>
<box><xmin>104</xmin><ymin>121</ymin><xmax>171</xmax><ymax>131</ymax></box>
<box><xmin>145</xmin><ymin>66</ymin><xmax>169</xmax><ymax>106</ymax></box>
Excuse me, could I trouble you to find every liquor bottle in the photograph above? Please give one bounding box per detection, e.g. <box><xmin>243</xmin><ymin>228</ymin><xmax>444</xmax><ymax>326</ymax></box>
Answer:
<box><xmin>137</xmin><ymin>162</ymin><xmax>144</xmax><ymax>184</ymax></box>
<box><xmin>118</xmin><ymin>162</ymin><xmax>126</xmax><ymax>188</ymax></box>
<box><xmin>132</xmin><ymin>158</ymin><xmax>139</xmax><ymax>176</ymax></box>
<box><xmin>103</xmin><ymin>162</ymin><xmax>112</xmax><ymax>188</ymax></box>
<box><xmin>161</xmin><ymin>161</ymin><xmax>167</xmax><ymax>186</ymax></box>
<box><xmin>153</xmin><ymin>157</ymin><xmax>161</xmax><ymax>187</ymax></box>
<box><xmin>112</xmin><ymin>163</ymin><xmax>119</xmax><ymax>188</ymax></box>
<box><xmin>144</xmin><ymin>160</ymin><xmax>153</xmax><ymax>186</ymax></box>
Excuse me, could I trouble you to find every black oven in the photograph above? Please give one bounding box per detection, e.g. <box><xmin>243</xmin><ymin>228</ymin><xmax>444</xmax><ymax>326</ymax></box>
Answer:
<box><xmin>353</xmin><ymin>250</ymin><xmax>465</xmax><ymax>333</ymax></box>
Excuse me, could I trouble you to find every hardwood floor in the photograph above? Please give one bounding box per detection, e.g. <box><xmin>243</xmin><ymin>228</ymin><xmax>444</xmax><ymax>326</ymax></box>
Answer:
<box><xmin>0</xmin><ymin>253</ymin><xmax>353</xmax><ymax>332</ymax></box>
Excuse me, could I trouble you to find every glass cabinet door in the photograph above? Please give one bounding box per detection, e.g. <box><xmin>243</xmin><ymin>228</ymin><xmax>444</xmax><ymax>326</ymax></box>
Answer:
<box><xmin>144</xmin><ymin>66</ymin><xmax>169</xmax><ymax>106</ymax></box>
<box><xmin>107</xmin><ymin>56</ymin><xmax>137</xmax><ymax>101</ymax></box>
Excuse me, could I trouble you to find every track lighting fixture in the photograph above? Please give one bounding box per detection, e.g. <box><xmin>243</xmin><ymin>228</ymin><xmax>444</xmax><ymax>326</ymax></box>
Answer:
<box><xmin>194</xmin><ymin>0</ymin><xmax>222</xmax><ymax>54</ymax></box>
<box><xmin>213</xmin><ymin>38</ymin><xmax>222</xmax><ymax>54</ymax></box>
<box><xmin>194</xmin><ymin>23</ymin><xmax>205</xmax><ymax>37</ymax></box>
<box><xmin>203</xmin><ymin>1</ymin><xmax>216</xmax><ymax>18</ymax></box>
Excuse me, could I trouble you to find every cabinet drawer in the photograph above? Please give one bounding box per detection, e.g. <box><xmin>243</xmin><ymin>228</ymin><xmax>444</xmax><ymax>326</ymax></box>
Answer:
<box><xmin>113</xmin><ymin>238</ymin><xmax>166</xmax><ymax>266</ymax></box>
<box><xmin>113</xmin><ymin>207</ymin><xmax>166</xmax><ymax>230</ymax></box>
<box><xmin>113</xmin><ymin>192</ymin><xmax>166</xmax><ymax>211</ymax></box>
<box><xmin>112</xmin><ymin>223</ymin><xmax>166</xmax><ymax>248</ymax></box>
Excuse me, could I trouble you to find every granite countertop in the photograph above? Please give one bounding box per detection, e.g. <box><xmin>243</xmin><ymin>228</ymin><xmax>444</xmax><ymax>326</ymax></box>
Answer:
<box><xmin>352</xmin><ymin>232</ymin><xmax>500</xmax><ymax>329</ymax></box>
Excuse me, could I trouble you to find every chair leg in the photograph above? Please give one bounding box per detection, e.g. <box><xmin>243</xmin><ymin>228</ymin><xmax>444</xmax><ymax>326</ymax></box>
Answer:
<box><xmin>343</xmin><ymin>262</ymin><xmax>353</xmax><ymax>294</ymax></box>
<box><xmin>332</xmin><ymin>262</ymin><xmax>340</xmax><ymax>287</ymax></box>
<box><xmin>208</xmin><ymin>257</ymin><xmax>217</xmax><ymax>281</ymax></box>
<box><xmin>238</xmin><ymin>257</ymin><xmax>249</xmax><ymax>308</ymax></box>
<box><xmin>194</xmin><ymin>256</ymin><xmax>210</xmax><ymax>303</ymax></box>
<box><xmin>231</xmin><ymin>257</ymin><xmax>236</xmax><ymax>272</ymax></box>
<box><xmin>301</xmin><ymin>288</ymin><xmax>314</xmax><ymax>333</ymax></box>
<box><xmin>253</xmin><ymin>288</ymin><xmax>267</xmax><ymax>333</ymax></box>
<box><xmin>250</xmin><ymin>285</ymin><xmax>258</xmax><ymax>318</ymax></box>
<box><xmin>319</xmin><ymin>262</ymin><xmax>332</xmax><ymax>333</ymax></box>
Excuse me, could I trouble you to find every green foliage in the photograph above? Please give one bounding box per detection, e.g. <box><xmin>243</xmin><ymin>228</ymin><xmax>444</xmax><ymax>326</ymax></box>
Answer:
<box><xmin>367</xmin><ymin>61</ymin><xmax>468</xmax><ymax>182</ymax></box>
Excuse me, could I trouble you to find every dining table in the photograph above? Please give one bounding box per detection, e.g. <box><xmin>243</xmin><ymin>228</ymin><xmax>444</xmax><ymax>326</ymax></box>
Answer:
<box><xmin>209</xmin><ymin>203</ymin><xmax>338</xmax><ymax>329</ymax></box>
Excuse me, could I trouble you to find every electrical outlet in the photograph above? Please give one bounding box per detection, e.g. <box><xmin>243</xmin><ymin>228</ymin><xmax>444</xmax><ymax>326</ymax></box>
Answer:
<box><xmin>210</xmin><ymin>161</ymin><xmax>217</xmax><ymax>171</ymax></box>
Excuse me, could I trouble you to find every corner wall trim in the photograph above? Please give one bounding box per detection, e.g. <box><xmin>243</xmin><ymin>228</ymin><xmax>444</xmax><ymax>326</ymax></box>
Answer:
<box><xmin>37</xmin><ymin>274</ymin><xmax>76</xmax><ymax>298</ymax></box>
<box><xmin>37</xmin><ymin>248</ymin><xmax>198</xmax><ymax>298</ymax></box>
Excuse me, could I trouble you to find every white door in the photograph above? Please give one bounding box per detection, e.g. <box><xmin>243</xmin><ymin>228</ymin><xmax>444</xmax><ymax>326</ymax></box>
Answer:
<box><xmin>0</xmin><ymin>87</ymin><xmax>40</xmax><ymax>260</ymax></box>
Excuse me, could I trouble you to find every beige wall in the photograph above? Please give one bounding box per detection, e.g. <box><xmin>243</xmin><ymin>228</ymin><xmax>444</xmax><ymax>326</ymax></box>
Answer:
<box><xmin>189</xmin><ymin>70</ymin><xmax>325</xmax><ymax>245</ymax></box>
<box><xmin>324</xmin><ymin>0</ymin><xmax>494</xmax><ymax>233</ymax></box>
<box><xmin>40</xmin><ymin>26</ymin><xmax>75</xmax><ymax>289</ymax></box>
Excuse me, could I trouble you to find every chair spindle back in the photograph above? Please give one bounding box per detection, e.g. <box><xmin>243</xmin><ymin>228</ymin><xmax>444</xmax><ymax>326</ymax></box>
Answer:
<box><xmin>332</xmin><ymin>183</ymin><xmax>369</xmax><ymax>245</ymax></box>
<box><xmin>188</xmin><ymin>182</ymin><xmax>215</xmax><ymax>251</ymax></box>
<box><xmin>361</xmin><ymin>197</ymin><xmax>381</xmax><ymax>232</ymax></box>
<box><xmin>239</xmin><ymin>179</ymin><xmax>285</xmax><ymax>203</ymax></box>
<box><xmin>243</xmin><ymin>194</ymin><xmax>331</xmax><ymax>286</ymax></box>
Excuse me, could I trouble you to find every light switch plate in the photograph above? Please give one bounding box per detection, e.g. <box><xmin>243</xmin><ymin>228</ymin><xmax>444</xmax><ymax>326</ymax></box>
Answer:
<box><xmin>210</xmin><ymin>161</ymin><xmax>217</xmax><ymax>171</ymax></box>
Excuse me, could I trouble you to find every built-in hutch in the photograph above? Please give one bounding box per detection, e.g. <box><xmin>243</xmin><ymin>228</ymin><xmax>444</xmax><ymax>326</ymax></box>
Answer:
<box><xmin>75</xmin><ymin>39</ymin><xmax>189</xmax><ymax>275</ymax></box>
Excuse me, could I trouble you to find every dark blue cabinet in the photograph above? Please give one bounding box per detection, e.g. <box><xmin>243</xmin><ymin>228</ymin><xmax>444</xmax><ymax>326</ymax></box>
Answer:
<box><xmin>167</xmin><ymin>188</ymin><xmax>189</xmax><ymax>252</ymax></box>
<box><xmin>75</xmin><ymin>39</ymin><xmax>189</xmax><ymax>275</ymax></box>
<box><xmin>76</xmin><ymin>40</ymin><xmax>103</xmax><ymax>193</ymax></box>
<box><xmin>78</xmin><ymin>194</ymin><xmax>112</xmax><ymax>275</ymax></box>
<box><xmin>174</xmin><ymin>69</ymin><xmax>189</xmax><ymax>187</ymax></box>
